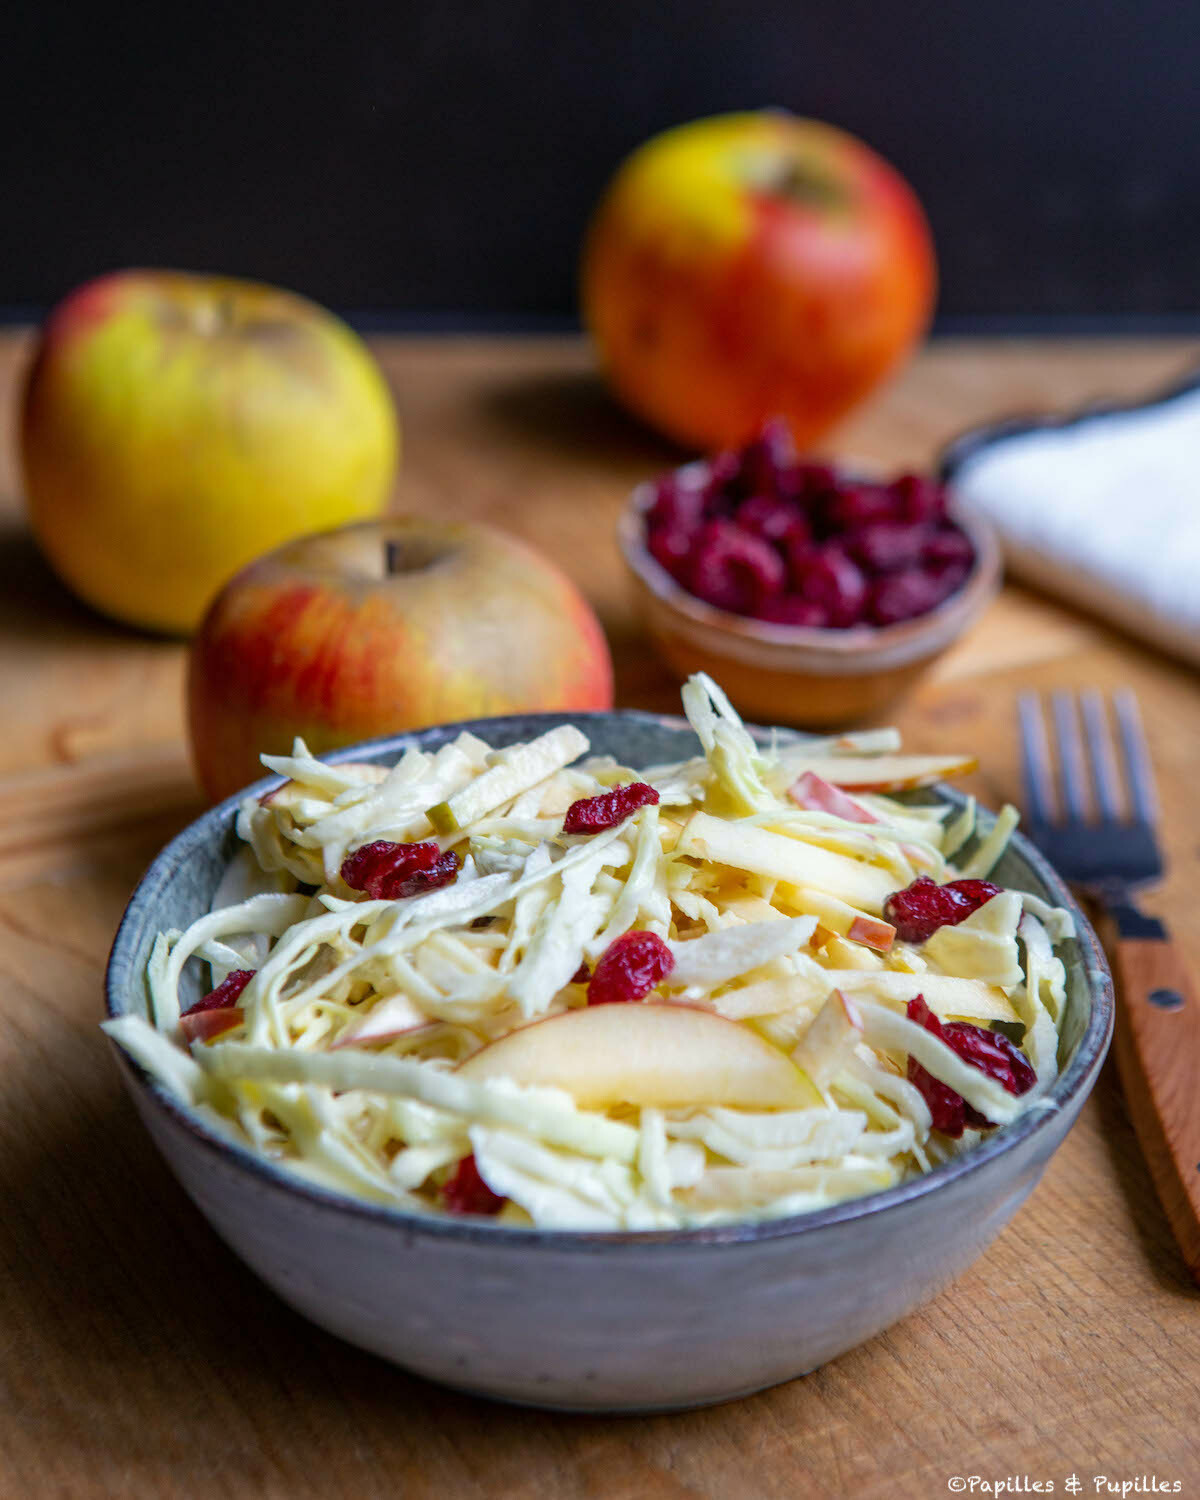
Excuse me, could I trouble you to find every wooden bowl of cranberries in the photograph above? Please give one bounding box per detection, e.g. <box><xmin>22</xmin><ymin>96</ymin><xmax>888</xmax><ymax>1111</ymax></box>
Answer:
<box><xmin>618</xmin><ymin>420</ymin><xmax>1001</xmax><ymax>726</ymax></box>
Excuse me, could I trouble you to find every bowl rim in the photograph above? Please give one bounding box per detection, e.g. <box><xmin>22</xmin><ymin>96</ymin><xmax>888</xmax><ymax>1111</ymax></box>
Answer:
<box><xmin>105</xmin><ymin>708</ymin><xmax>1113</xmax><ymax>1252</ymax></box>
<box><xmin>617</xmin><ymin>461</ymin><xmax>1003</xmax><ymax>659</ymax></box>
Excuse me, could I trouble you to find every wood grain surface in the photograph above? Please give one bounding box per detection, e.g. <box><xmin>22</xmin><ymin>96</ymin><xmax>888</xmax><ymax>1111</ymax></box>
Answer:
<box><xmin>1</xmin><ymin>332</ymin><xmax>1199</xmax><ymax>1499</ymax></box>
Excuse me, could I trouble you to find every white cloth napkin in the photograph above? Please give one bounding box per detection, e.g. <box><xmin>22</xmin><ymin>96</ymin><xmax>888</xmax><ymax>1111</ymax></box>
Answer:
<box><xmin>946</xmin><ymin>384</ymin><xmax>1200</xmax><ymax>667</ymax></box>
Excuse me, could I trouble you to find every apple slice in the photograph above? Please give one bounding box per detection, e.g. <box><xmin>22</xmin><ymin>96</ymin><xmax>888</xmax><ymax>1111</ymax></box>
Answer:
<box><xmin>675</xmin><ymin>811</ymin><xmax>896</xmax><ymax>914</ymax></box>
<box><xmin>779</xmin><ymin>753</ymin><xmax>977</xmax><ymax>793</ymax></box>
<box><xmin>788</xmin><ymin>771</ymin><xmax>879</xmax><ymax>824</ymax></box>
<box><xmin>260</xmin><ymin>761</ymin><xmax>388</xmax><ymax>808</ymax></box>
<box><xmin>428</xmin><ymin>726</ymin><xmax>589</xmax><ymax>833</ymax></box>
<box><xmin>820</xmin><ymin>935</ymin><xmax>885</xmax><ymax>972</ymax></box>
<box><xmin>180</xmin><ymin>1006</ymin><xmax>243</xmax><ymax>1043</ymax></box>
<box><xmin>683</xmin><ymin>1162</ymin><xmax>894</xmax><ymax>1209</ymax></box>
<box><xmin>332</xmin><ymin>991</ymin><xmax>439</xmax><ymax>1048</ymax></box>
<box><xmin>709</xmin><ymin>977</ymin><xmax>814</xmax><ymax>1021</ymax></box>
<box><xmin>456</xmin><ymin>1003</ymin><xmax>820</xmax><ymax>1109</ymax></box>
<box><xmin>793</xmin><ymin>988</ymin><xmax>864</xmax><ymax>1088</ymax></box>
<box><xmin>258</xmin><ymin>779</ymin><xmax>307</xmax><ymax>813</ymax></box>
<box><xmin>783</xmin><ymin>886</ymin><xmax>895</xmax><ymax>952</ymax></box>
<box><xmin>848</xmin><ymin>915</ymin><xmax>896</xmax><ymax>950</ymax></box>
<box><xmin>815</xmin><ymin>969</ymin><xmax>1019</xmax><ymax>1024</ymax></box>
<box><xmin>922</xmin><ymin>889</ymin><xmax>1024</xmax><ymax>987</ymax></box>
<box><xmin>667</xmin><ymin>916</ymin><xmax>817</xmax><ymax>990</ymax></box>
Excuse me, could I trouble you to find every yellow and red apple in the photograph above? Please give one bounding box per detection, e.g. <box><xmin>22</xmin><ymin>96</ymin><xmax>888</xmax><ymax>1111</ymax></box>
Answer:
<box><xmin>20</xmin><ymin>270</ymin><xmax>399</xmax><ymax>634</ymax></box>
<box><xmin>188</xmin><ymin>516</ymin><xmax>614</xmax><ymax>801</ymax></box>
<box><xmin>582</xmin><ymin>112</ymin><xmax>936</xmax><ymax>451</ymax></box>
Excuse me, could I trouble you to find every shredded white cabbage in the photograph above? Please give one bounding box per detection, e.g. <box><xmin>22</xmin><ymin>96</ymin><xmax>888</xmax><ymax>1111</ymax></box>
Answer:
<box><xmin>105</xmin><ymin>675</ymin><xmax>1071</xmax><ymax>1231</ymax></box>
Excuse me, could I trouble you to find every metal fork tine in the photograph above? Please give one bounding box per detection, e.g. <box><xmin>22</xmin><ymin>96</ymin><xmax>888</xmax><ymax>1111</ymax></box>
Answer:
<box><xmin>1016</xmin><ymin>692</ymin><xmax>1162</xmax><ymax>904</ymax></box>
<box><xmin>1051</xmin><ymin>691</ymin><xmax>1090</xmax><ymax>823</ymax></box>
<box><xmin>1080</xmin><ymin>690</ymin><xmax>1123</xmax><ymax>823</ymax></box>
<box><xmin>1114</xmin><ymin>690</ymin><xmax>1159</xmax><ymax>826</ymax></box>
<box><xmin>1018</xmin><ymin>693</ymin><xmax>1055</xmax><ymax>824</ymax></box>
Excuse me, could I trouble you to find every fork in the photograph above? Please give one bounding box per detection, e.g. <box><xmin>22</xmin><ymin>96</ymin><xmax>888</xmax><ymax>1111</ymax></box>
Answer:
<box><xmin>1019</xmin><ymin>689</ymin><xmax>1200</xmax><ymax>1284</ymax></box>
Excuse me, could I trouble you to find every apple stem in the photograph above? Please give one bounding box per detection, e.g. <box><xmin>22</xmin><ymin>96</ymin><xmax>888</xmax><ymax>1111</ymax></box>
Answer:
<box><xmin>769</xmin><ymin>160</ymin><xmax>846</xmax><ymax>209</ymax></box>
<box><xmin>382</xmin><ymin>536</ymin><xmax>445</xmax><ymax>577</ymax></box>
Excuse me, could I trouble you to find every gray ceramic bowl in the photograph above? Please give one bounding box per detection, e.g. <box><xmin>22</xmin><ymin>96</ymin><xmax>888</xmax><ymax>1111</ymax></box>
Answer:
<box><xmin>105</xmin><ymin>711</ymin><xmax>1113</xmax><ymax>1412</ymax></box>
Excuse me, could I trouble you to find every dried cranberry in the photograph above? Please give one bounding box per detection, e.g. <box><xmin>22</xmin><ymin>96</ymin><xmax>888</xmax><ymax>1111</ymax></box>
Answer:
<box><xmin>699</xmin><ymin>450</ymin><xmax>743</xmax><ymax>515</ymax></box>
<box><xmin>737</xmin><ymin>494</ymin><xmax>809</xmax><ymax>547</ymax></box>
<box><xmin>923</xmin><ymin>524</ymin><xmax>975</xmax><ymax>570</ymax></box>
<box><xmin>823</xmin><ymin>482</ymin><xmax>898</xmax><ymax>532</ymax></box>
<box><xmin>341</xmin><ymin>840</ymin><xmax>460</xmax><ymax>900</ymax></box>
<box><xmin>738</xmin><ymin>418</ymin><xmax>798</xmax><ymax>499</ymax></box>
<box><xmin>794</xmin><ymin>461</ymin><xmax>838</xmax><ymax>499</ymax></box>
<box><xmin>868</xmin><ymin>567</ymin><xmax>956</xmax><ymax>625</ymax></box>
<box><xmin>782</xmin><ymin>528</ymin><xmax>815</xmax><ymax>577</ymax></box>
<box><xmin>441</xmin><ymin>1154</ymin><xmax>505</xmax><ymax>1215</ymax></box>
<box><xmin>183</xmin><ymin>968</ymin><xmax>255</xmax><ymax>1016</ymax></box>
<box><xmin>643</xmin><ymin>446</ymin><xmax>962</xmax><ymax>635</ymax></box>
<box><xmin>883</xmin><ymin>874</ymin><xmax>1001</xmax><ymax>944</ymax></box>
<box><xmin>849</xmin><ymin>521</ymin><xmax>932</xmax><ymax>574</ymax></box>
<box><xmin>686</xmin><ymin>519</ymin><xmax>785</xmax><ymax>614</ymax></box>
<box><xmin>564</xmin><ymin>782</ymin><xmax>659</xmax><ymax>834</ymax></box>
<box><xmin>647</xmin><ymin>474</ymin><xmax>704</xmax><ymax>534</ymax></box>
<box><xmin>942</xmin><ymin>1017</ymin><xmax>1037</xmax><ymax>1100</ymax></box>
<box><xmin>647</xmin><ymin>525</ymin><xmax>694</xmax><ymax>580</ymax></box>
<box><xmin>892</xmin><ymin>473</ymin><xmax>947</xmax><ymax>524</ymax></box>
<box><xmin>588</xmin><ymin>930</ymin><xmax>675</xmax><ymax>1005</ymax></box>
<box><xmin>571</xmin><ymin>961</ymin><xmax>591</xmax><ymax>985</ymax></box>
<box><xmin>789</xmin><ymin>544</ymin><xmax>868</xmax><ymax>626</ymax></box>
<box><xmin>906</xmin><ymin>996</ymin><xmax>1035</xmax><ymax>1137</ymax></box>
<box><xmin>754</xmin><ymin>595</ymin><xmax>830</xmax><ymax>627</ymax></box>
<box><xmin>908</xmin><ymin>1053</ymin><xmax>969</xmax><ymax>1134</ymax></box>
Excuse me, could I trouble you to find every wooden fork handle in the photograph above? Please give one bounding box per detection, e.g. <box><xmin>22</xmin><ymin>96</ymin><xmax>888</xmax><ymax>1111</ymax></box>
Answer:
<box><xmin>1111</xmin><ymin>933</ymin><xmax>1200</xmax><ymax>1284</ymax></box>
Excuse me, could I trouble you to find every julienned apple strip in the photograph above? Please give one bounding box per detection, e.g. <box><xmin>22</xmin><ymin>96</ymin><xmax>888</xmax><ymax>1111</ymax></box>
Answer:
<box><xmin>782</xmin><ymin>753</ymin><xmax>977</xmax><ymax>793</ymax></box>
<box><xmin>780</xmin><ymin>886</ymin><xmax>895</xmax><ymax>951</ymax></box>
<box><xmin>814</xmin><ymin>970</ymin><xmax>1019</xmax><ymax>1024</ymax></box>
<box><xmin>427</xmin><ymin>726</ymin><xmax>590</xmax><ymax>833</ymax></box>
<box><xmin>704</xmin><ymin>970</ymin><xmax>1017</xmax><ymax>1026</ymax></box>
<box><xmin>674</xmin><ymin>811</ymin><xmax>898</xmax><ymax>914</ymax></box>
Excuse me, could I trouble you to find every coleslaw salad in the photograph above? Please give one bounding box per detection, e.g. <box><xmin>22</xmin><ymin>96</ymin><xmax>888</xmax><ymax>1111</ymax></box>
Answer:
<box><xmin>104</xmin><ymin>674</ymin><xmax>1072</xmax><ymax>1231</ymax></box>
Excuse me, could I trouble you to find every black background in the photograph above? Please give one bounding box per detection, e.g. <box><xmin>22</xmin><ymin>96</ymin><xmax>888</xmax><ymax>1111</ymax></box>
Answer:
<box><xmin>5</xmin><ymin>0</ymin><xmax>1199</xmax><ymax>326</ymax></box>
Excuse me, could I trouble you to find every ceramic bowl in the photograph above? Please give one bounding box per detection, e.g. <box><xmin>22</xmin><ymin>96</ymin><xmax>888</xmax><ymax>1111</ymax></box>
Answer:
<box><xmin>618</xmin><ymin>464</ymin><xmax>1002</xmax><ymax>727</ymax></box>
<box><xmin>105</xmin><ymin>711</ymin><xmax>1112</xmax><ymax>1412</ymax></box>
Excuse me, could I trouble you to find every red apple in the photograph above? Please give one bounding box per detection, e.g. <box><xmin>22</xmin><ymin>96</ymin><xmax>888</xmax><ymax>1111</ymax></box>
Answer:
<box><xmin>188</xmin><ymin>517</ymin><xmax>614</xmax><ymax>801</ymax></box>
<box><xmin>582</xmin><ymin>112</ymin><xmax>936</xmax><ymax>450</ymax></box>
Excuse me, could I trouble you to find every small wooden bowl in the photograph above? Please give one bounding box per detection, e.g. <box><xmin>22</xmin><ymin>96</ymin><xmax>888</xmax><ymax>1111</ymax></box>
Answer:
<box><xmin>618</xmin><ymin>462</ymin><xmax>1002</xmax><ymax>727</ymax></box>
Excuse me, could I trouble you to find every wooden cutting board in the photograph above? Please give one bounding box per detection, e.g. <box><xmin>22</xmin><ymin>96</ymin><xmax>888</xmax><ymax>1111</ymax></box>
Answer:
<box><xmin>1</xmin><ymin>332</ymin><xmax>1197</xmax><ymax>1499</ymax></box>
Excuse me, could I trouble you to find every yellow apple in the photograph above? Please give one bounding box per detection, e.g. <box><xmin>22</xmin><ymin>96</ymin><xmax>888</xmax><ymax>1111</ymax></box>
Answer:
<box><xmin>187</xmin><ymin>516</ymin><xmax>614</xmax><ymax>801</ymax></box>
<box><xmin>20</xmin><ymin>269</ymin><xmax>399</xmax><ymax>633</ymax></box>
